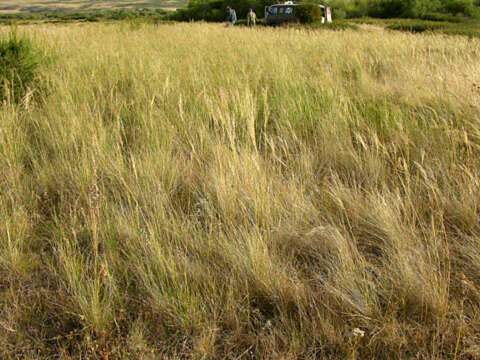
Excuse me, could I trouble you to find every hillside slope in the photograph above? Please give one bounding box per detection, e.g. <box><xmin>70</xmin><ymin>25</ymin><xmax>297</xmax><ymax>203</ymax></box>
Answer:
<box><xmin>0</xmin><ymin>0</ymin><xmax>186</xmax><ymax>13</ymax></box>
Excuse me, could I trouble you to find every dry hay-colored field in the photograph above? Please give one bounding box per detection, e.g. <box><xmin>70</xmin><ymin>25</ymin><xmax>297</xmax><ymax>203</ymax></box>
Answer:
<box><xmin>0</xmin><ymin>0</ymin><xmax>183</xmax><ymax>13</ymax></box>
<box><xmin>0</xmin><ymin>22</ymin><xmax>480</xmax><ymax>359</ymax></box>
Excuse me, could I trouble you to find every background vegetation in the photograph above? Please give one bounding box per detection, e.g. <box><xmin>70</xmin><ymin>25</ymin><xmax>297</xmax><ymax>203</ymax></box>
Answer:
<box><xmin>352</xmin><ymin>17</ymin><xmax>480</xmax><ymax>37</ymax></box>
<box><xmin>0</xmin><ymin>22</ymin><xmax>479</xmax><ymax>359</ymax></box>
<box><xmin>172</xmin><ymin>0</ymin><xmax>480</xmax><ymax>23</ymax></box>
<box><xmin>330</xmin><ymin>0</ymin><xmax>480</xmax><ymax>19</ymax></box>
<box><xmin>0</xmin><ymin>0</ymin><xmax>479</xmax><ymax>25</ymax></box>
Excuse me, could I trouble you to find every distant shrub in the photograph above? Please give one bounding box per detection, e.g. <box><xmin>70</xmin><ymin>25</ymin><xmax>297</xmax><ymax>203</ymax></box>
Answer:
<box><xmin>346</xmin><ymin>1</ymin><xmax>370</xmax><ymax>18</ymax></box>
<box><xmin>333</xmin><ymin>8</ymin><xmax>347</xmax><ymax>19</ymax></box>
<box><xmin>385</xmin><ymin>19</ymin><xmax>480</xmax><ymax>37</ymax></box>
<box><xmin>367</xmin><ymin>0</ymin><xmax>415</xmax><ymax>18</ymax></box>
<box><xmin>364</xmin><ymin>0</ymin><xmax>479</xmax><ymax>19</ymax></box>
<box><xmin>421</xmin><ymin>12</ymin><xmax>464</xmax><ymax>21</ymax></box>
<box><xmin>387</xmin><ymin>22</ymin><xmax>440</xmax><ymax>32</ymax></box>
<box><xmin>170</xmin><ymin>1</ymin><xmax>225</xmax><ymax>21</ymax></box>
<box><xmin>0</xmin><ymin>30</ymin><xmax>44</xmax><ymax>104</ymax></box>
<box><xmin>296</xmin><ymin>4</ymin><xmax>323</xmax><ymax>23</ymax></box>
<box><xmin>443</xmin><ymin>0</ymin><xmax>475</xmax><ymax>16</ymax></box>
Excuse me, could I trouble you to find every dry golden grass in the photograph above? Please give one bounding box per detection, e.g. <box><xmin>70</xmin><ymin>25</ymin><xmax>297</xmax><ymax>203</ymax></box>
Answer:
<box><xmin>0</xmin><ymin>22</ymin><xmax>480</xmax><ymax>359</ymax></box>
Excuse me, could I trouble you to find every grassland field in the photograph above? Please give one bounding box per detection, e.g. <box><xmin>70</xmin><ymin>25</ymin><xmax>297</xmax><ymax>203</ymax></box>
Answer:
<box><xmin>0</xmin><ymin>21</ymin><xmax>480</xmax><ymax>359</ymax></box>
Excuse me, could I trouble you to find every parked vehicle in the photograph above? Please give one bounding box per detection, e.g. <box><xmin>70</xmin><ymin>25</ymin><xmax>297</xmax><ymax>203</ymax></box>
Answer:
<box><xmin>264</xmin><ymin>2</ymin><xmax>332</xmax><ymax>25</ymax></box>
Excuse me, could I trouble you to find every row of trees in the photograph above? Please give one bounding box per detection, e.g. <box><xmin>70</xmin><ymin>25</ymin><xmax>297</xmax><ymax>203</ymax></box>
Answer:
<box><xmin>170</xmin><ymin>0</ymin><xmax>480</xmax><ymax>22</ymax></box>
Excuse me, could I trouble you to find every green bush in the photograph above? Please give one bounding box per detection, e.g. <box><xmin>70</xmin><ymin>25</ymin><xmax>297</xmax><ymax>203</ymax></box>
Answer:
<box><xmin>0</xmin><ymin>31</ymin><xmax>44</xmax><ymax>104</ymax></box>
<box><xmin>385</xmin><ymin>19</ymin><xmax>480</xmax><ymax>37</ymax></box>
<box><xmin>333</xmin><ymin>8</ymin><xmax>347</xmax><ymax>19</ymax></box>
<box><xmin>346</xmin><ymin>0</ymin><xmax>370</xmax><ymax>18</ymax></box>
<box><xmin>421</xmin><ymin>12</ymin><xmax>464</xmax><ymax>21</ymax></box>
<box><xmin>367</xmin><ymin>0</ymin><xmax>415</xmax><ymax>18</ymax></box>
<box><xmin>170</xmin><ymin>0</ymin><xmax>225</xmax><ymax>21</ymax></box>
<box><xmin>364</xmin><ymin>0</ymin><xmax>479</xmax><ymax>19</ymax></box>
<box><xmin>295</xmin><ymin>3</ymin><xmax>323</xmax><ymax>23</ymax></box>
<box><xmin>443</xmin><ymin>0</ymin><xmax>475</xmax><ymax>15</ymax></box>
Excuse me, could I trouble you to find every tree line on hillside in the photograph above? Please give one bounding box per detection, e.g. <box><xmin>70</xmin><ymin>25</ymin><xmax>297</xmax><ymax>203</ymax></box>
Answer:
<box><xmin>170</xmin><ymin>0</ymin><xmax>480</xmax><ymax>22</ymax></box>
<box><xmin>0</xmin><ymin>8</ymin><xmax>168</xmax><ymax>23</ymax></box>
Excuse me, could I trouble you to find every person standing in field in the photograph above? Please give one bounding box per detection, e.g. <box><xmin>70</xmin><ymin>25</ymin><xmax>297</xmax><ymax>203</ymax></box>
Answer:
<box><xmin>247</xmin><ymin>8</ymin><xmax>256</xmax><ymax>27</ymax></box>
<box><xmin>226</xmin><ymin>6</ymin><xmax>237</xmax><ymax>26</ymax></box>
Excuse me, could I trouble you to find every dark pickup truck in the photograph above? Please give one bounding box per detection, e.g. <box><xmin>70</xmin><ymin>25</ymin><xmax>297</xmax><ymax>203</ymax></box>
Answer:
<box><xmin>264</xmin><ymin>2</ymin><xmax>332</xmax><ymax>25</ymax></box>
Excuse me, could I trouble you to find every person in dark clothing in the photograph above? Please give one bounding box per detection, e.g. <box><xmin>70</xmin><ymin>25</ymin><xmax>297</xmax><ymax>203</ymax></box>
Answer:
<box><xmin>225</xmin><ymin>6</ymin><xmax>237</xmax><ymax>26</ymax></box>
<box><xmin>247</xmin><ymin>8</ymin><xmax>256</xmax><ymax>26</ymax></box>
